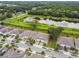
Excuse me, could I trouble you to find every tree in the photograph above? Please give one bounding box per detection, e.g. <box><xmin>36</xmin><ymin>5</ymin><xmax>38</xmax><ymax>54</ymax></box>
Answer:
<box><xmin>54</xmin><ymin>44</ymin><xmax>60</xmax><ymax>51</ymax></box>
<box><xmin>3</xmin><ymin>34</ymin><xmax>9</xmax><ymax>38</ymax></box>
<box><xmin>34</xmin><ymin>17</ymin><xmax>40</xmax><ymax>20</ymax></box>
<box><xmin>6</xmin><ymin>12</ymin><xmax>12</xmax><ymax>18</ymax></box>
<box><xmin>38</xmin><ymin>40</ymin><xmax>41</xmax><ymax>45</ymax></box>
<box><xmin>44</xmin><ymin>17</ymin><xmax>47</xmax><ymax>20</ymax></box>
<box><xmin>0</xmin><ymin>14</ymin><xmax>7</xmax><ymax>21</ymax></box>
<box><xmin>43</xmin><ymin>43</ymin><xmax>46</xmax><ymax>47</ymax></box>
<box><xmin>12</xmin><ymin>35</ymin><xmax>21</xmax><ymax>43</ymax></box>
<box><xmin>41</xmin><ymin>51</ymin><xmax>45</xmax><ymax>56</ymax></box>
<box><xmin>71</xmin><ymin>49</ymin><xmax>78</xmax><ymax>57</ymax></box>
<box><xmin>15</xmin><ymin>35</ymin><xmax>19</xmax><ymax>39</ymax></box>
<box><xmin>25</xmin><ymin>48</ymin><xmax>32</xmax><ymax>56</ymax></box>
<box><xmin>47</xmin><ymin>27</ymin><xmax>63</xmax><ymax>48</ymax></box>
<box><xmin>5</xmin><ymin>44</ymin><xmax>12</xmax><ymax>49</ymax></box>
<box><xmin>26</xmin><ymin>38</ymin><xmax>35</xmax><ymax>45</ymax></box>
<box><xmin>1</xmin><ymin>39</ymin><xmax>5</xmax><ymax>42</ymax></box>
<box><xmin>64</xmin><ymin>46</ymin><xmax>68</xmax><ymax>52</ymax></box>
<box><xmin>31</xmin><ymin>20</ymin><xmax>37</xmax><ymax>30</ymax></box>
<box><xmin>73</xmin><ymin>39</ymin><xmax>76</xmax><ymax>49</ymax></box>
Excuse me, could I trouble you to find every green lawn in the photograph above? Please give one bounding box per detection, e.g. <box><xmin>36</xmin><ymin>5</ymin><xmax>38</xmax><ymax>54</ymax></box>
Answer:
<box><xmin>2</xmin><ymin>13</ymin><xmax>79</xmax><ymax>38</ymax></box>
<box><xmin>63</xmin><ymin>28</ymin><xmax>79</xmax><ymax>35</ymax></box>
<box><xmin>47</xmin><ymin>40</ymin><xmax>57</xmax><ymax>48</ymax></box>
<box><xmin>2</xmin><ymin>13</ymin><xmax>79</xmax><ymax>49</ymax></box>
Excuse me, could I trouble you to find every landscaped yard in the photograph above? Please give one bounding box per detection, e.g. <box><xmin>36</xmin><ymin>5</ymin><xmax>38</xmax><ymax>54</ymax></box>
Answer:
<box><xmin>0</xmin><ymin>42</ymin><xmax>4</xmax><ymax>46</ymax></box>
<box><xmin>0</xmin><ymin>35</ymin><xmax>3</xmax><ymax>39</ymax></box>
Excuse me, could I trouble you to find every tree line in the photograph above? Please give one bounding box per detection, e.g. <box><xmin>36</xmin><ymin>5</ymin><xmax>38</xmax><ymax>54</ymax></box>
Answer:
<box><xmin>28</xmin><ymin>1</ymin><xmax>79</xmax><ymax>18</ymax></box>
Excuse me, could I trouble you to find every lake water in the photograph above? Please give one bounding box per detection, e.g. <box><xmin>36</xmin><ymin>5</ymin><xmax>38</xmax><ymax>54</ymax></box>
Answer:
<box><xmin>38</xmin><ymin>19</ymin><xmax>79</xmax><ymax>29</ymax></box>
<box><xmin>24</xmin><ymin>17</ymin><xmax>79</xmax><ymax>29</ymax></box>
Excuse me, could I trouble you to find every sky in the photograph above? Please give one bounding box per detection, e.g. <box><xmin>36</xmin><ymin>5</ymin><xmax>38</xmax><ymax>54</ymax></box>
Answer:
<box><xmin>0</xmin><ymin>0</ymin><xmax>79</xmax><ymax>1</ymax></box>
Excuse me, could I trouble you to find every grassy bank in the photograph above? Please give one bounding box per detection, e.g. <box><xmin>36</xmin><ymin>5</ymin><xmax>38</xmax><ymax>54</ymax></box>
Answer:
<box><xmin>2</xmin><ymin>13</ymin><xmax>79</xmax><ymax>39</ymax></box>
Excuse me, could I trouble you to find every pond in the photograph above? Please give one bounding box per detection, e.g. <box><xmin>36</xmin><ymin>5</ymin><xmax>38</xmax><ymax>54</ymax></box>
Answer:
<box><xmin>24</xmin><ymin>17</ymin><xmax>79</xmax><ymax>29</ymax></box>
<box><xmin>38</xmin><ymin>19</ymin><xmax>79</xmax><ymax>29</ymax></box>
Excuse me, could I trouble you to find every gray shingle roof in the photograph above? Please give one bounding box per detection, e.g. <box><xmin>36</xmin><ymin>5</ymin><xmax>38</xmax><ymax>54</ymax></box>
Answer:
<box><xmin>19</xmin><ymin>30</ymin><xmax>48</xmax><ymax>43</ymax></box>
<box><xmin>0</xmin><ymin>27</ymin><xmax>13</xmax><ymax>33</ymax></box>
<box><xmin>9</xmin><ymin>29</ymin><xmax>24</xmax><ymax>35</ymax></box>
<box><xmin>57</xmin><ymin>37</ymin><xmax>78</xmax><ymax>48</ymax></box>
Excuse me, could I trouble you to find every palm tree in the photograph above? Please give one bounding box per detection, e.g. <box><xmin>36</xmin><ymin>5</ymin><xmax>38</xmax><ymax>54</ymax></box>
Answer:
<box><xmin>25</xmin><ymin>48</ymin><xmax>32</xmax><ymax>56</ymax></box>
<box><xmin>70</xmin><ymin>39</ymin><xmax>78</xmax><ymax>57</ymax></box>
<box><xmin>73</xmin><ymin>39</ymin><xmax>76</xmax><ymax>49</ymax></box>
<box><xmin>26</xmin><ymin>38</ymin><xmax>35</xmax><ymax>45</ymax></box>
<box><xmin>5</xmin><ymin>44</ymin><xmax>12</xmax><ymax>49</ymax></box>
<box><xmin>15</xmin><ymin>35</ymin><xmax>21</xmax><ymax>43</ymax></box>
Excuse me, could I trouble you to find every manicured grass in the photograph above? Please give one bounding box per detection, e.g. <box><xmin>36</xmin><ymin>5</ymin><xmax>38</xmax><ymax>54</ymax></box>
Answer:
<box><xmin>3</xmin><ymin>13</ymin><xmax>79</xmax><ymax>37</ymax></box>
<box><xmin>63</xmin><ymin>28</ymin><xmax>79</xmax><ymax>35</ymax></box>
<box><xmin>47</xmin><ymin>40</ymin><xmax>57</xmax><ymax>48</ymax></box>
<box><xmin>2</xmin><ymin>13</ymin><xmax>79</xmax><ymax>49</ymax></box>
